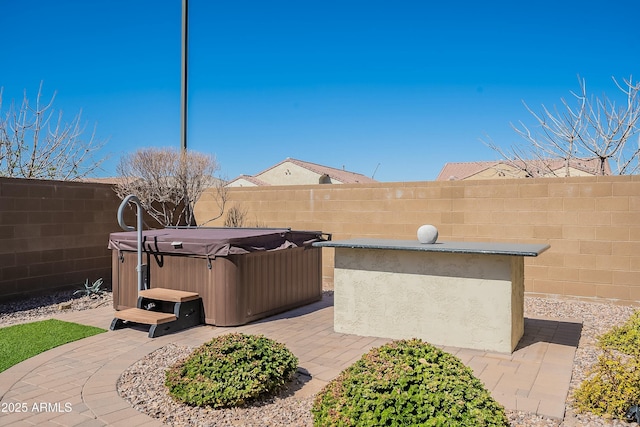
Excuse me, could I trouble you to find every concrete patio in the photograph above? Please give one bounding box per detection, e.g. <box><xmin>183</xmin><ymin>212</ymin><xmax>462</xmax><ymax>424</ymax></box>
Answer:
<box><xmin>0</xmin><ymin>293</ymin><xmax>581</xmax><ymax>426</ymax></box>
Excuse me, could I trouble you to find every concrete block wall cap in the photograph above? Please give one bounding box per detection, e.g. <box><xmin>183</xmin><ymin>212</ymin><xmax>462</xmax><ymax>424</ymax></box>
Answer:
<box><xmin>417</xmin><ymin>224</ymin><xmax>438</xmax><ymax>244</ymax></box>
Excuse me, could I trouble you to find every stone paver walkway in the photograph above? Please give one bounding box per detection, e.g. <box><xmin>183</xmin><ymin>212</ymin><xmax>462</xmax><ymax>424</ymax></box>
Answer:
<box><xmin>0</xmin><ymin>294</ymin><xmax>581</xmax><ymax>426</ymax></box>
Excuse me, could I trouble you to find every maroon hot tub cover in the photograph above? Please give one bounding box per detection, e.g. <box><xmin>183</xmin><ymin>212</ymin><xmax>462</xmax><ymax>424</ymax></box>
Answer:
<box><xmin>108</xmin><ymin>227</ymin><xmax>326</xmax><ymax>257</ymax></box>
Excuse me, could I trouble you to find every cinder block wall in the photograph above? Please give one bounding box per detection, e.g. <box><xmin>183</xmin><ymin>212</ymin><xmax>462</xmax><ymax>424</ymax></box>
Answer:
<box><xmin>0</xmin><ymin>177</ymin><xmax>125</xmax><ymax>300</ymax></box>
<box><xmin>196</xmin><ymin>175</ymin><xmax>640</xmax><ymax>304</ymax></box>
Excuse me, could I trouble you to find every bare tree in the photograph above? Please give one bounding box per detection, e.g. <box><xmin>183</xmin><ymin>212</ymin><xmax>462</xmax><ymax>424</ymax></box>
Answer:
<box><xmin>115</xmin><ymin>147</ymin><xmax>228</xmax><ymax>227</ymax></box>
<box><xmin>485</xmin><ymin>76</ymin><xmax>640</xmax><ymax>176</ymax></box>
<box><xmin>223</xmin><ymin>203</ymin><xmax>248</xmax><ymax>227</ymax></box>
<box><xmin>0</xmin><ymin>82</ymin><xmax>107</xmax><ymax>180</ymax></box>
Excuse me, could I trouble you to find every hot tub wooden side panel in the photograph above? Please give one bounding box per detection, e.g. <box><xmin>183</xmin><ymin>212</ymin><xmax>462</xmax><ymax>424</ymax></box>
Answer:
<box><xmin>111</xmin><ymin>246</ymin><xmax>322</xmax><ymax>326</ymax></box>
<box><xmin>112</xmin><ymin>251</ymin><xmax>138</xmax><ymax>310</ymax></box>
<box><xmin>235</xmin><ymin>246</ymin><xmax>322</xmax><ymax>324</ymax></box>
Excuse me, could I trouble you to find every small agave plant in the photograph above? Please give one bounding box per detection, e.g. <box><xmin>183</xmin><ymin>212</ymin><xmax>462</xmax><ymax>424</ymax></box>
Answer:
<box><xmin>74</xmin><ymin>278</ymin><xmax>105</xmax><ymax>298</ymax></box>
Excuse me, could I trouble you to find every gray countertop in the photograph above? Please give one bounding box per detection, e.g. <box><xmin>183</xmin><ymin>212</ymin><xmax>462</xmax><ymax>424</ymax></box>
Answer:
<box><xmin>313</xmin><ymin>238</ymin><xmax>550</xmax><ymax>257</ymax></box>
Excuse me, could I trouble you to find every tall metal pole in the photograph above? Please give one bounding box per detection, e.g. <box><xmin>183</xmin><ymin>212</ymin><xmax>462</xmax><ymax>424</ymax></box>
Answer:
<box><xmin>180</xmin><ymin>0</ymin><xmax>188</xmax><ymax>152</ymax></box>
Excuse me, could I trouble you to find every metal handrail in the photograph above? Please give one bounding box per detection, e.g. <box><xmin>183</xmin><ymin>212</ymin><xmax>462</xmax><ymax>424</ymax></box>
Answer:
<box><xmin>117</xmin><ymin>195</ymin><xmax>145</xmax><ymax>293</ymax></box>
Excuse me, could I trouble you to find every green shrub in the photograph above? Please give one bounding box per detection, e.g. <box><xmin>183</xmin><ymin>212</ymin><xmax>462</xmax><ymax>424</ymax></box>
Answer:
<box><xmin>573</xmin><ymin>309</ymin><xmax>640</xmax><ymax>419</ymax></box>
<box><xmin>573</xmin><ymin>349</ymin><xmax>640</xmax><ymax>418</ymax></box>
<box><xmin>598</xmin><ymin>310</ymin><xmax>640</xmax><ymax>356</ymax></box>
<box><xmin>73</xmin><ymin>278</ymin><xmax>105</xmax><ymax>298</ymax></box>
<box><xmin>311</xmin><ymin>339</ymin><xmax>508</xmax><ymax>426</ymax></box>
<box><xmin>165</xmin><ymin>332</ymin><xmax>298</xmax><ymax>408</ymax></box>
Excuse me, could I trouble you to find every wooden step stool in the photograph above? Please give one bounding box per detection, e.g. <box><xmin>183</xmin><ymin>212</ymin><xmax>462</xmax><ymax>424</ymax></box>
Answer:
<box><xmin>110</xmin><ymin>288</ymin><xmax>203</xmax><ymax>338</ymax></box>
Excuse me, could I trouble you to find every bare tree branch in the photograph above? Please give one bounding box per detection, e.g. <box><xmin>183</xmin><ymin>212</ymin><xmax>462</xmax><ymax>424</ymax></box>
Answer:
<box><xmin>484</xmin><ymin>76</ymin><xmax>640</xmax><ymax>176</ymax></box>
<box><xmin>223</xmin><ymin>203</ymin><xmax>248</xmax><ymax>227</ymax></box>
<box><xmin>115</xmin><ymin>147</ymin><xmax>228</xmax><ymax>227</ymax></box>
<box><xmin>0</xmin><ymin>82</ymin><xmax>107</xmax><ymax>180</ymax></box>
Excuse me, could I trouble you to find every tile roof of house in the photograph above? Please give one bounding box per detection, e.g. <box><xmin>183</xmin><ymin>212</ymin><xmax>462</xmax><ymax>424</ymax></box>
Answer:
<box><xmin>436</xmin><ymin>162</ymin><xmax>502</xmax><ymax>181</ymax></box>
<box><xmin>229</xmin><ymin>174</ymin><xmax>271</xmax><ymax>186</ymax></box>
<box><xmin>436</xmin><ymin>158</ymin><xmax>611</xmax><ymax>181</ymax></box>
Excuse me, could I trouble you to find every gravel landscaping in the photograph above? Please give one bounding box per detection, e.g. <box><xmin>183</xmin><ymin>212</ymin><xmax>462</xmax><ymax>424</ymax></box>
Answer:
<box><xmin>0</xmin><ymin>289</ymin><xmax>113</xmax><ymax>328</ymax></box>
<box><xmin>1</xmin><ymin>290</ymin><xmax>638</xmax><ymax>426</ymax></box>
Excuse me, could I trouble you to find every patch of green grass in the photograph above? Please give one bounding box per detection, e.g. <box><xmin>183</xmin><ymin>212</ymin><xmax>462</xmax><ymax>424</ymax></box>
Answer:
<box><xmin>0</xmin><ymin>319</ymin><xmax>106</xmax><ymax>372</ymax></box>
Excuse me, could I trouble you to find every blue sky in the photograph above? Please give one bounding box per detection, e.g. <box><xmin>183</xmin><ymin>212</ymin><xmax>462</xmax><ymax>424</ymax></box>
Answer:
<box><xmin>2</xmin><ymin>0</ymin><xmax>638</xmax><ymax>182</ymax></box>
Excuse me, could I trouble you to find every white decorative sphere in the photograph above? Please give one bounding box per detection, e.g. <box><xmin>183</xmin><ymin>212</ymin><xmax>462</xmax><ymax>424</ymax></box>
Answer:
<box><xmin>417</xmin><ymin>224</ymin><xmax>438</xmax><ymax>244</ymax></box>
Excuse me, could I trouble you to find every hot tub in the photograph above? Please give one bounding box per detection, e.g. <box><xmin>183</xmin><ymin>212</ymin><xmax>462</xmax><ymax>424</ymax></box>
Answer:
<box><xmin>109</xmin><ymin>228</ymin><xmax>326</xmax><ymax>326</ymax></box>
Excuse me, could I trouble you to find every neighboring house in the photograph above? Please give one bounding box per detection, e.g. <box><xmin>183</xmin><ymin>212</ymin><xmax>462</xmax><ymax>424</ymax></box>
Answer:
<box><xmin>436</xmin><ymin>158</ymin><xmax>611</xmax><ymax>181</ymax></box>
<box><xmin>227</xmin><ymin>158</ymin><xmax>378</xmax><ymax>187</ymax></box>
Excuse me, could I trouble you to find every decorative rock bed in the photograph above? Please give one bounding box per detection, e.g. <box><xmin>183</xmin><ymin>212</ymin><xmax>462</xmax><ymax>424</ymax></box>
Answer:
<box><xmin>0</xmin><ymin>290</ymin><xmax>112</xmax><ymax>328</ymax></box>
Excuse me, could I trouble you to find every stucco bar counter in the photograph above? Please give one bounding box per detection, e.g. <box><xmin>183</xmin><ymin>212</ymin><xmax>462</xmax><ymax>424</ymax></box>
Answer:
<box><xmin>314</xmin><ymin>238</ymin><xmax>549</xmax><ymax>353</ymax></box>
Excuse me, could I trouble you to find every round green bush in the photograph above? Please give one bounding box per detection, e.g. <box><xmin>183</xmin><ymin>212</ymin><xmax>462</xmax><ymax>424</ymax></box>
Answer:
<box><xmin>573</xmin><ymin>349</ymin><xmax>640</xmax><ymax>418</ymax></box>
<box><xmin>573</xmin><ymin>309</ymin><xmax>640</xmax><ymax>419</ymax></box>
<box><xmin>312</xmin><ymin>339</ymin><xmax>508</xmax><ymax>426</ymax></box>
<box><xmin>165</xmin><ymin>332</ymin><xmax>298</xmax><ymax>408</ymax></box>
